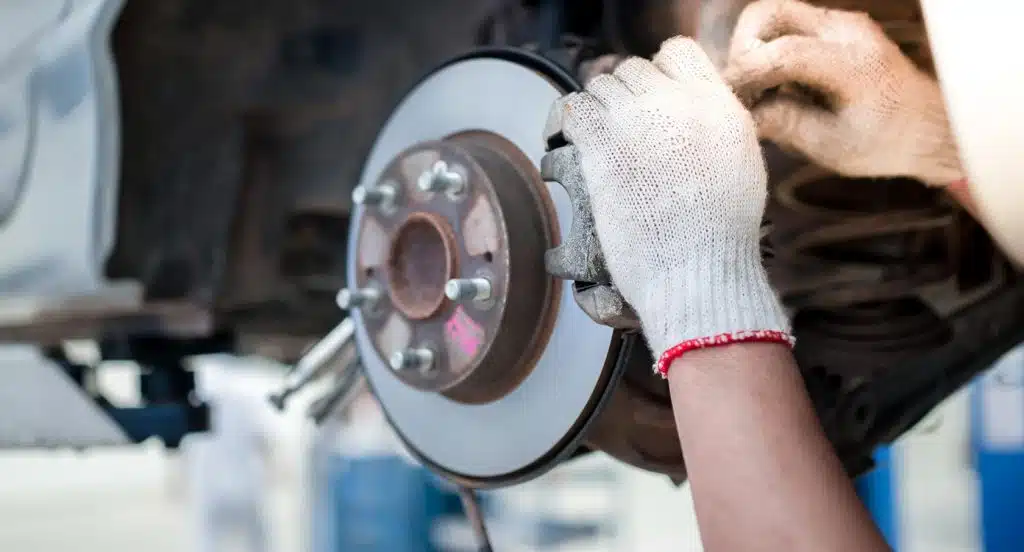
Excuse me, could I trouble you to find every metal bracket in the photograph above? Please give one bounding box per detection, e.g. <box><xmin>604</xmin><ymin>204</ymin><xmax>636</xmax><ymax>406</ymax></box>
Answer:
<box><xmin>541</xmin><ymin>99</ymin><xmax>640</xmax><ymax>330</ymax></box>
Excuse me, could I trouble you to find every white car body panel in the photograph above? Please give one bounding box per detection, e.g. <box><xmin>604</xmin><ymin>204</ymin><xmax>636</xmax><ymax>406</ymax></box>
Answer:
<box><xmin>0</xmin><ymin>0</ymin><xmax>137</xmax><ymax>327</ymax></box>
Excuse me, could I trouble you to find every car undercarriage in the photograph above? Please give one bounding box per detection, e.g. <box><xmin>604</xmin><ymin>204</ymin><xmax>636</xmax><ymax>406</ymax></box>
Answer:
<box><xmin>1</xmin><ymin>0</ymin><xmax>1021</xmax><ymax>485</ymax></box>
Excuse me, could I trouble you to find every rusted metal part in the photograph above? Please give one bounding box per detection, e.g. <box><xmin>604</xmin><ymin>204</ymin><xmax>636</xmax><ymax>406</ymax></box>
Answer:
<box><xmin>766</xmin><ymin>164</ymin><xmax>961</xmax><ymax>309</ymax></box>
<box><xmin>541</xmin><ymin>146</ymin><xmax>609</xmax><ymax>284</ymax></box>
<box><xmin>387</xmin><ymin>212</ymin><xmax>459</xmax><ymax>321</ymax></box>
<box><xmin>353</xmin><ymin>133</ymin><xmax>561</xmax><ymax>404</ymax></box>
<box><xmin>571</xmin><ymin>283</ymin><xmax>641</xmax><ymax>331</ymax></box>
<box><xmin>540</xmin><ymin>118</ymin><xmax>641</xmax><ymax>330</ymax></box>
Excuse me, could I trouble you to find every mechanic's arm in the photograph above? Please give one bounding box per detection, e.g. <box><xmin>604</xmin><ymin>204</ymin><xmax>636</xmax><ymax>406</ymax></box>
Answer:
<box><xmin>723</xmin><ymin>0</ymin><xmax>971</xmax><ymax>212</ymax></box>
<box><xmin>669</xmin><ymin>345</ymin><xmax>886</xmax><ymax>552</ymax></box>
<box><xmin>555</xmin><ymin>36</ymin><xmax>887</xmax><ymax>551</ymax></box>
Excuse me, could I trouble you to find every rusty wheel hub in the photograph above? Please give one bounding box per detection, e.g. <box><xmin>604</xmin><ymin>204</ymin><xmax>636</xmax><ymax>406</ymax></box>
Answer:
<box><xmin>352</xmin><ymin>134</ymin><xmax>562</xmax><ymax>404</ymax></box>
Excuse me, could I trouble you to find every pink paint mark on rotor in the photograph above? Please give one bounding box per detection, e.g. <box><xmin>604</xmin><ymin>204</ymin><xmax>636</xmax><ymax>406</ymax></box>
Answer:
<box><xmin>445</xmin><ymin>305</ymin><xmax>485</xmax><ymax>358</ymax></box>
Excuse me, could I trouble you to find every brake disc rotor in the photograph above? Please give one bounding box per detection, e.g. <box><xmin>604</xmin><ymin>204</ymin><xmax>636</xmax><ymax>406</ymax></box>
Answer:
<box><xmin>346</xmin><ymin>49</ymin><xmax>623</xmax><ymax>486</ymax></box>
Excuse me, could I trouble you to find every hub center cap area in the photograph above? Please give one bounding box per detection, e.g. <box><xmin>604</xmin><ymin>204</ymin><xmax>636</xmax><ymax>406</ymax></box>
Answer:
<box><xmin>388</xmin><ymin>212</ymin><xmax>457</xmax><ymax>321</ymax></box>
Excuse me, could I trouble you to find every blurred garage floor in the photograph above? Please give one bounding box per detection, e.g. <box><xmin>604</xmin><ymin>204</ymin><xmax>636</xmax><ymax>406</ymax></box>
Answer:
<box><xmin>0</xmin><ymin>361</ymin><xmax>982</xmax><ymax>552</ymax></box>
<box><xmin>0</xmin><ymin>445</ymin><xmax>302</xmax><ymax>552</ymax></box>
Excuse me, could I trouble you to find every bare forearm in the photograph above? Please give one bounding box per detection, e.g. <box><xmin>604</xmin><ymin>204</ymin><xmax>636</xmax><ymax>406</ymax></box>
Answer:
<box><xmin>668</xmin><ymin>343</ymin><xmax>888</xmax><ymax>552</ymax></box>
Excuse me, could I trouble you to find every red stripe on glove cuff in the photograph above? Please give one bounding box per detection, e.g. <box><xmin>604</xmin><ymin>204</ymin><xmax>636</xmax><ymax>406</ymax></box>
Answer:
<box><xmin>655</xmin><ymin>330</ymin><xmax>796</xmax><ymax>378</ymax></box>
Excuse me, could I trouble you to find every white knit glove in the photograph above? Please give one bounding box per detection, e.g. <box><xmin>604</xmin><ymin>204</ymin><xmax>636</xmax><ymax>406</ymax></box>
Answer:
<box><xmin>724</xmin><ymin>0</ymin><xmax>965</xmax><ymax>187</ymax></box>
<box><xmin>557</xmin><ymin>37</ymin><xmax>792</xmax><ymax>377</ymax></box>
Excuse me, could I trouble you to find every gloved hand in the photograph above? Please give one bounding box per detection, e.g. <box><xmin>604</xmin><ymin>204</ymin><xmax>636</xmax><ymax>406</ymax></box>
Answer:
<box><xmin>724</xmin><ymin>0</ymin><xmax>965</xmax><ymax>187</ymax></box>
<box><xmin>554</xmin><ymin>37</ymin><xmax>792</xmax><ymax>377</ymax></box>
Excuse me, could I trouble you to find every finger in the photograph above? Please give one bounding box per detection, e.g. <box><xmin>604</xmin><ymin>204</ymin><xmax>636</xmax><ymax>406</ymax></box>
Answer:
<box><xmin>724</xmin><ymin>35</ymin><xmax>849</xmax><ymax>107</ymax></box>
<box><xmin>585</xmin><ymin>73</ymin><xmax>633</xmax><ymax>108</ymax></box>
<box><xmin>580</xmin><ymin>54</ymin><xmax>626</xmax><ymax>84</ymax></box>
<box><xmin>828</xmin><ymin>8</ymin><xmax>889</xmax><ymax>42</ymax></box>
<box><xmin>543</xmin><ymin>93</ymin><xmax>573</xmax><ymax>144</ymax></box>
<box><xmin>752</xmin><ymin>97</ymin><xmax>842</xmax><ymax>164</ymax></box>
<box><xmin>730</xmin><ymin>0</ymin><xmax>830</xmax><ymax>59</ymax></box>
<box><xmin>652</xmin><ymin>36</ymin><xmax>719</xmax><ymax>84</ymax></box>
<box><xmin>560</xmin><ymin>93</ymin><xmax>621</xmax><ymax>200</ymax></box>
<box><xmin>561</xmin><ymin>90</ymin><xmax>613</xmax><ymax>148</ymax></box>
<box><xmin>612</xmin><ymin>56</ymin><xmax>674</xmax><ymax>96</ymax></box>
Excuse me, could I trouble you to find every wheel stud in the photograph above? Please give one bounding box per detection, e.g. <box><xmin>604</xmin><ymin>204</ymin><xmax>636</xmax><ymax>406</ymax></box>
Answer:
<box><xmin>444</xmin><ymin>278</ymin><xmax>493</xmax><ymax>302</ymax></box>
<box><xmin>390</xmin><ymin>347</ymin><xmax>435</xmax><ymax>373</ymax></box>
<box><xmin>417</xmin><ymin>161</ymin><xmax>466</xmax><ymax>196</ymax></box>
<box><xmin>352</xmin><ymin>182</ymin><xmax>397</xmax><ymax>210</ymax></box>
<box><xmin>337</xmin><ymin>286</ymin><xmax>382</xmax><ymax>310</ymax></box>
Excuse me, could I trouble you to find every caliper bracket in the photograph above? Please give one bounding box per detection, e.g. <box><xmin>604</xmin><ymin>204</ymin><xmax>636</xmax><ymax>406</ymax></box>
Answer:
<box><xmin>541</xmin><ymin>98</ymin><xmax>641</xmax><ymax>330</ymax></box>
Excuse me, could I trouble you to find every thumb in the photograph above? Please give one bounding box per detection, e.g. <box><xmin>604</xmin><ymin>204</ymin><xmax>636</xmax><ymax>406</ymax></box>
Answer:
<box><xmin>724</xmin><ymin>35</ymin><xmax>850</xmax><ymax>108</ymax></box>
<box><xmin>752</xmin><ymin>97</ymin><xmax>842</xmax><ymax>165</ymax></box>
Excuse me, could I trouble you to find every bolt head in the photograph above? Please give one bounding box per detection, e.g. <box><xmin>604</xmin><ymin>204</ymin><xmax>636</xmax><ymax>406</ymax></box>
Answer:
<box><xmin>389</xmin><ymin>351</ymin><xmax>406</xmax><ymax>371</ymax></box>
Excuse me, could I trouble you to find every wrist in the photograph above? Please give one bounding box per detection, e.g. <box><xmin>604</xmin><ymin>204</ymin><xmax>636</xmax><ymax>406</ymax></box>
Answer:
<box><xmin>657</xmin><ymin>330</ymin><xmax>795</xmax><ymax>377</ymax></box>
<box><xmin>633</xmin><ymin>238</ymin><xmax>793</xmax><ymax>376</ymax></box>
<box><xmin>666</xmin><ymin>341</ymin><xmax>800</xmax><ymax>390</ymax></box>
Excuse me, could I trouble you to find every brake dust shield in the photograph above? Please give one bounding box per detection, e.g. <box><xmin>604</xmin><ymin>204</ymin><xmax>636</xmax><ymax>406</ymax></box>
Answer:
<box><xmin>346</xmin><ymin>50</ymin><xmax>624</xmax><ymax>486</ymax></box>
